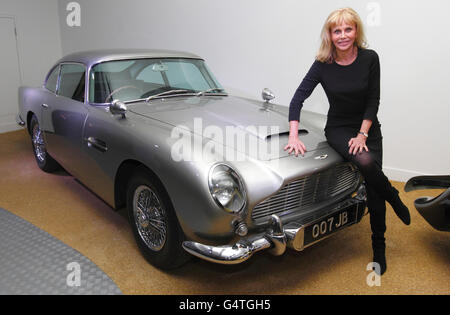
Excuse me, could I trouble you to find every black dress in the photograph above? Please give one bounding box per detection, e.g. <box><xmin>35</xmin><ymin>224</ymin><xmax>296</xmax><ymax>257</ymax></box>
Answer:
<box><xmin>288</xmin><ymin>48</ymin><xmax>399</xmax><ymax>241</ymax></box>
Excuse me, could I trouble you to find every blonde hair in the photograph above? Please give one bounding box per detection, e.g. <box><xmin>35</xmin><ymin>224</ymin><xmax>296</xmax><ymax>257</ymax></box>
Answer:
<box><xmin>316</xmin><ymin>8</ymin><xmax>368</xmax><ymax>63</ymax></box>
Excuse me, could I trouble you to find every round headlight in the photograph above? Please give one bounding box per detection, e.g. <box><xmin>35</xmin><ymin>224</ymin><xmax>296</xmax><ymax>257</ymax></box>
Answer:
<box><xmin>208</xmin><ymin>164</ymin><xmax>246</xmax><ymax>213</ymax></box>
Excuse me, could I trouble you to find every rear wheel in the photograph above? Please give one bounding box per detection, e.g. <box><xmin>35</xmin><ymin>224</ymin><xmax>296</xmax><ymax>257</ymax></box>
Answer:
<box><xmin>126</xmin><ymin>167</ymin><xmax>189</xmax><ymax>269</ymax></box>
<box><xmin>29</xmin><ymin>115</ymin><xmax>59</xmax><ymax>172</ymax></box>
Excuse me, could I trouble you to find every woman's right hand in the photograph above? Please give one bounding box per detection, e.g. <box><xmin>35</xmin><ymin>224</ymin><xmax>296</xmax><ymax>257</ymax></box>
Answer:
<box><xmin>284</xmin><ymin>136</ymin><xmax>307</xmax><ymax>156</ymax></box>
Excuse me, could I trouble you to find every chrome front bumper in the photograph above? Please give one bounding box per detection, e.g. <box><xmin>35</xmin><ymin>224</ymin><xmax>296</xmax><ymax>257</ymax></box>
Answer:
<box><xmin>183</xmin><ymin>197</ymin><xmax>366</xmax><ymax>264</ymax></box>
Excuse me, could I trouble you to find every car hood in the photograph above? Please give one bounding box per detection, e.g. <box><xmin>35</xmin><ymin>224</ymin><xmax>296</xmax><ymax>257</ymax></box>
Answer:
<box><xmin>128</xmin><ymin>95</ymin><xmax>328</xmax><ymax>160</ymax></box>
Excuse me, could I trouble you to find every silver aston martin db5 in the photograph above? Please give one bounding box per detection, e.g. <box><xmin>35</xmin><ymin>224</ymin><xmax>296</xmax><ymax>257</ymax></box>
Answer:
<box><xmin>17</xmin><ymin>49</ymin><xmax>367</xmax><ymax>269</ymax></box>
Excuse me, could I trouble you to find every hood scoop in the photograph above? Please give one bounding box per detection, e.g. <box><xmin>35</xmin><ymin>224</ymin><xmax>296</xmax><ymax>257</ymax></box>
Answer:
<box><xmin>265</xmin><ymin>129</ymin><xmax>308</xmax><ymax>140</ymax></box>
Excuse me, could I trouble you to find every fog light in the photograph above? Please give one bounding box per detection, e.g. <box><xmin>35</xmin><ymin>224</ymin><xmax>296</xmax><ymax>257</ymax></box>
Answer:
<box><xmin>235</xmin><ymin>222</ymin><xmax>248</xmax><ymax>236</ymax></box>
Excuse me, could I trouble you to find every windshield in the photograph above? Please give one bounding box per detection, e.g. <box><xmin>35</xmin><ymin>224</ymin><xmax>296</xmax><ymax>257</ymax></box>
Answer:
<box><xmin>88</xmin><ymin>58</ymin><xmax>225</xmax><ymax>103</ymax></box>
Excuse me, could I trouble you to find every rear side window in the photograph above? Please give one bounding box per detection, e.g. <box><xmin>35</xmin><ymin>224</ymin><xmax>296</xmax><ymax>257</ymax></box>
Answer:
<box><xmin>45</xmin><ymin>66</ymin><xmax>59</xmax><ymax>93</ymax></box>
<box><xmin>58</xmin><ymin>64</ymin><xmax>86</xmax><ymax>102</ymax></box>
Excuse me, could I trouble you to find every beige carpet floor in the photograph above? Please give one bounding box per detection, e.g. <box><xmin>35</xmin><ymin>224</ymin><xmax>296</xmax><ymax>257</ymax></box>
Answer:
<box><xmin>1</xmin><ymin>129</ymin><xmax>449</xmax><ymax>295</ymax></box>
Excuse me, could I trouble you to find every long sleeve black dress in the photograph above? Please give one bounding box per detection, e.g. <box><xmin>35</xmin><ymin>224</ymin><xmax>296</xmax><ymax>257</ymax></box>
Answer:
<box><xmin>288</xmin><ymin>48</ymin><xmax>399</xmax><ymax>243</ymax></box>
<box><xmin>289</xmin><ymin>47</ymin><xmax>380</xmax><ymax>129</ymax></box>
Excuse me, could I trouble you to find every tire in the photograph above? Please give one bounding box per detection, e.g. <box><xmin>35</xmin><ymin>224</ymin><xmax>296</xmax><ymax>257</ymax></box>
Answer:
<box><xmin>29</xmin><ymin>115</ymin><xmax>60</xmax><ymax>172</ymax></box>
<box><xmin>126</xmin><ymin>166</ymin><xmax>190</xmax><ymax>269</ymax></box>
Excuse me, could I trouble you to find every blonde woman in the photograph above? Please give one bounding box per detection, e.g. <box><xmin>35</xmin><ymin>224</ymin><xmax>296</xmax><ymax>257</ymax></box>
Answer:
<box><xmin>285</xmin><ymin>8</ymin><xmax>410</xmax><ymax>275</ymax></box>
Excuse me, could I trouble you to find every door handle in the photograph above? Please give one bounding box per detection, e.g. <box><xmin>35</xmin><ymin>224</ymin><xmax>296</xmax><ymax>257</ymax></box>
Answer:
<box><xmin>85</xmin><ymin>137</ymin><xmax>108</xmax><ymax>152</ymax></box>
<box><xmin>41</xmin><ymin>103</ymin><xmax>49</xmax><ymax>109</ymax></box>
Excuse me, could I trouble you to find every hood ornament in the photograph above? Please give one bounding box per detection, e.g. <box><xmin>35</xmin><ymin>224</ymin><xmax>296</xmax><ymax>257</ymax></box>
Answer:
<box><xmin>314</xmin><ymin>154</ymin><xmax>328</xmax><ymax>160</ymax></box>
<box><xmin>260</xmin><ymin>88</ymin><xmax>275</xmax><ymax>112</ymax></box>
<box><xmin>262</xmin><ymin>88</ymin><xmax>275</xmax><ymax>103</ymax></box>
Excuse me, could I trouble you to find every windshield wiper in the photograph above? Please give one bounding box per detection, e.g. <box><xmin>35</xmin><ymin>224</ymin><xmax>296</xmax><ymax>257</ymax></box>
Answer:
<box><xmin>145</xmin><ymin>89</ymin><xmax>193</xmax><ymax>102</ymax></box>
<box><xmin>196</xmin><ymin>88</ymin><xmax>227</xmax><ymax>96</ymax></box>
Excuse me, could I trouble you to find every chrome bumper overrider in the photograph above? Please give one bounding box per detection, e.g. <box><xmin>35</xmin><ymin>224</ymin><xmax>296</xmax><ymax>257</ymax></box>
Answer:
<box><xmin>183</xmin><ymin>198</ymin><xmax>366</xmax><ymax>264</ymax></box>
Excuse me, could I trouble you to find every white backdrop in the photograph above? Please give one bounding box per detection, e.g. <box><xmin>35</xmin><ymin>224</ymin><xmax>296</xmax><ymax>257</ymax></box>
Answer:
<box><xmin>54</xmin><ymin>0</ymin><xmax>450</xmax><ymax>181</ymax></box>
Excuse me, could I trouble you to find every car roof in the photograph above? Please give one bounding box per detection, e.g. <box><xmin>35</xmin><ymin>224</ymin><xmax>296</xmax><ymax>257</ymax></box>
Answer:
<box><xmin>57</xmin><ymin>49</ymin><xmax>203</xmax><ymax>68</ymax></box>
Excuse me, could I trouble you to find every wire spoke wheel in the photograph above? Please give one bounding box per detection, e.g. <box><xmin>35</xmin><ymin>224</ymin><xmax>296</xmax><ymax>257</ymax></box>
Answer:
<box><xmin>133</xmin><ymin>185</ymin><xmax>167</xmax><ymax>252</ymax></box>
<box><xmin>32</xmin><ymin>123</ymin><xmax>46</xmax><ymax>163</ymax></box>
<box><xmin>127</xmin><ymin>167</ymin><xmax>190</xmax><ymax>269</ymax></box>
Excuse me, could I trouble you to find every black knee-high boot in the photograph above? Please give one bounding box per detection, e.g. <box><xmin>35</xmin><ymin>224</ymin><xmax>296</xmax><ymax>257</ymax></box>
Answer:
<box><xmin>367</xmin><ymin>186</ymin><xmax>387</xmax><ymax>275</ymax></box>
<box><xmin>356</xmin><ymin>159</ymin><xmax>411</xmax><ymax>225</ymax></box>
<box><xmin>386</xmin><ymin>187</ymin><xmax>411</xmax><ymax>226</ymax></box>
<box><xmin>372</xmin><ymin>233</ymin><xmax>387</xmax><ymax>275</ymax></box>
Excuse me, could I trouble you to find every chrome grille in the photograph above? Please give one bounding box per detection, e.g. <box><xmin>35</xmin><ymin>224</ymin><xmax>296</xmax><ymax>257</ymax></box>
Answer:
<box><xmin>251</xmin><ymin>163</ymin><xmax>360</xmax><ymax>221</ymax></box>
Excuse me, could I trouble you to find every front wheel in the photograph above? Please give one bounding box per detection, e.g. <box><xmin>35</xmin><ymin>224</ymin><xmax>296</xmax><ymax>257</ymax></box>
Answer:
<box><xmin>126</xmin><ymin>167</ymin><xmax>189</xmax><ymax>269</ymax></box>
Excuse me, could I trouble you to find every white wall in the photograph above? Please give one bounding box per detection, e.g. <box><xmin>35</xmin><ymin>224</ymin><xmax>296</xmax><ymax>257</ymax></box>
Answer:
<box><xmin>0</xmin><ymin>0</ymin><xmax>62</xmax><ymax>88</ymax></box>
<box><xmin>0</xmin><ymin>0</ymin><xmax>62</xmax><ymax>132</ymax></box>
<box><xmin>56</xmin><ymin>0</ymin><xmax>450</xmax><ymax>181</ymax></box>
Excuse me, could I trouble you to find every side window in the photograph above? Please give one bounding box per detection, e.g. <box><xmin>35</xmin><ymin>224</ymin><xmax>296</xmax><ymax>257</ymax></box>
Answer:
<box><xmin>45</xmin><ymin>66</ymin><xmax>59</xmax><ymax>93</ymax></box>
<box><xmin>58</xmin><ymin>64</ymin><xmax>86</xmax><ymax>102</ymax></box>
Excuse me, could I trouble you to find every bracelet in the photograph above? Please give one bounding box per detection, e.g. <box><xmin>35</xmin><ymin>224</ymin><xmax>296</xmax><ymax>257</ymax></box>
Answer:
<box><xmin>358</xmin><ymin>131</ymin><xmax>369</xmax><ymax>138</ymax></box>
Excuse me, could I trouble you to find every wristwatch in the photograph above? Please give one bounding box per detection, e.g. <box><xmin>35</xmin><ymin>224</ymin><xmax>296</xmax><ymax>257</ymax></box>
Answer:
<box><xmin>358</xmin><ymin>131</ymin><xmax>369</xmax><ymax>138</ymax></box>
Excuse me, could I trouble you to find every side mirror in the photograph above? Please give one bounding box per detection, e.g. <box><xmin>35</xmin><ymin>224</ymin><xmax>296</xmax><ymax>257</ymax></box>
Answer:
<box><xmin>262</xmin><ymin>88</ymin><xmax>275</xmax><ymax>103</ymax></box>
<box><xmin>109</xmin><ymin>100</ymin><xmax>127</xmax><ymax>118</ymax></box>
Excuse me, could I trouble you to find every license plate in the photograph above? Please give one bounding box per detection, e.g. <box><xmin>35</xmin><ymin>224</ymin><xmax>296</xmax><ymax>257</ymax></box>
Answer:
<box><xmin>303</xmin><ymin>204</ymin><xmax>358</xmax><ymax>246</ymax></box>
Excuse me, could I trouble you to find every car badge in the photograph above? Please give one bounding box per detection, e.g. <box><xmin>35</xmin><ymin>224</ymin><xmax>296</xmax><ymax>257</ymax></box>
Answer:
<box><xmin>314</xmin><ymin>154</ymin><xmax>328</xmax><ymax>160</ymax></box>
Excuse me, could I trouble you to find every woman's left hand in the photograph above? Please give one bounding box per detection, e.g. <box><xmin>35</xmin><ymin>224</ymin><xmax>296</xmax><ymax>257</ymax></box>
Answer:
<box><xmin>348</xmin><ymin>134</ymin><xmax>369</xmax><ymax>155</ymax></box>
